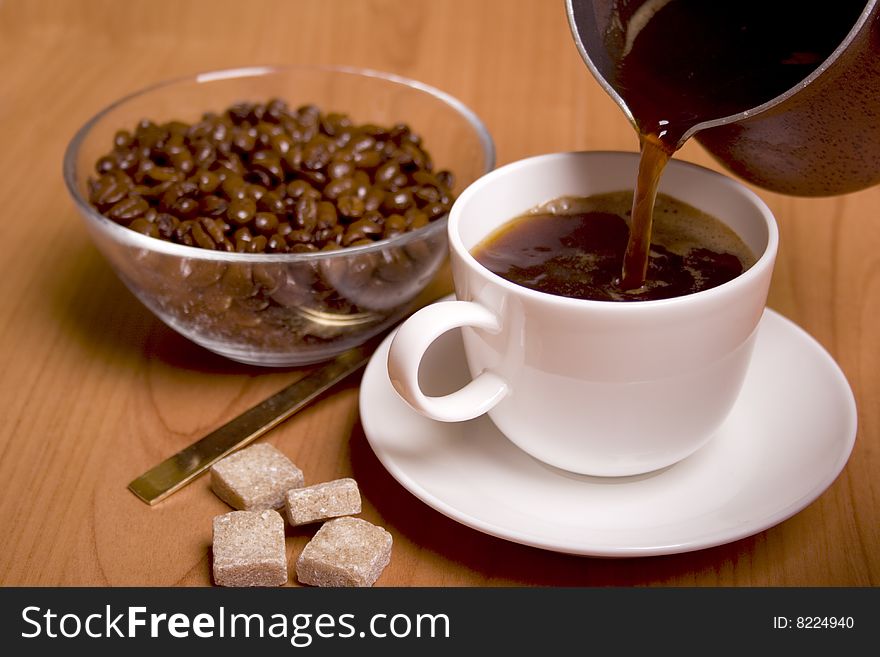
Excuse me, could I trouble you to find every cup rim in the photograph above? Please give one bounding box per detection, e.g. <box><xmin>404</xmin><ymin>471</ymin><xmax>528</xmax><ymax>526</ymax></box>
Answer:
<box><xmin>448</xmin><ymin>150</ymin><xmax>779</xmax><ymax>310</ymax></box>
<box><xmin>62</xmin><ymin>63</ymin><xmax>496</xmax><ymax>263</ymax></box>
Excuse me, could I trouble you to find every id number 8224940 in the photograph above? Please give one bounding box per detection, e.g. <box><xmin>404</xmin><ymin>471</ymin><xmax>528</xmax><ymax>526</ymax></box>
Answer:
<box><xmin>772</xmin><ymin>616</ymin><xmax>855</xmax><ymax>629</ymax></box>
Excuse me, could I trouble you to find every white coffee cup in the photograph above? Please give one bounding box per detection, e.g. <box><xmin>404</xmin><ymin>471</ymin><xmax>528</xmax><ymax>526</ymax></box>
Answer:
<box><xmin>387</xmin><ymin>151</ymin><xmax>778</xmax><ymax>476</ymax></box>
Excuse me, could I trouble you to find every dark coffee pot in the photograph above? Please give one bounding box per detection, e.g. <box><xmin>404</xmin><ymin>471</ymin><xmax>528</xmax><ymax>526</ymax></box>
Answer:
<box><xmin>566</xmin><ymin>0</ymin><xmax>880</xmax><ymax>196</ymax></box>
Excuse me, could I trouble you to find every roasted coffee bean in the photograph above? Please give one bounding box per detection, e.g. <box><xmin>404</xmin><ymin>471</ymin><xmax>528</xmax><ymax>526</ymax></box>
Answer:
<box><xmin>286</xmin><ymin>179</ymin><xmax>316</xmax><ymax>200</ymax></box>
<box><xmin>316</xmin><ymin>201</ymin><xmax>338</xmax><ymax>228</ymax></box>
<box><xmin>234</xmin><ymin>295</ymin><xmax>270</xmax><ymax>313</ymax></box>
<box><xmin>245</xmin><ymin>183</ymin><xmax>266</xmax><ymax>201</ymax></box>
<box><xmin>287</xmin><ymin>229</ymin><xmax>313</xmax><ymax>244</ymax></box>
<box><xmin>255</xmin><ymin>121</ymin><xmax>283</xmax><ymax>149</ymax></box>
<box><xmin>226</xmin><ymin>102</ymin><xmax>252</xmax><ymax>125</ymax></box>
<box><xmin>405</xmin><ymin>208</ymin><xmax>430</xmax><ymax>229</ymax></box>
<box><xmin>115</xmin><ymin>149</ymin><xmax>140</xmax><ymax>173</ymax></box>
<box><xmin>303</xmin><ymin>137</ymin><xmax>333</xmax><ymax>170</ymax></box>
<box><xmin>264</xmin><ymin>98</ymin><xmax>287</xmax><ymax>123</ymax></box>
<box><xmin>245</xmin><ymin>169</ymin><xmax>272</xmax><ymax>188</ymax></box>
<box><xmin>135</xmin><ymin>120</ymin><xmax>163</xmax><ymax>149</ymax></box>
<box><xmin>349</xmin><ymin>134</ymin><xmax>375</xmax><ymax>153</ymax></box>
<box><xmin>137</xmin><ymin>180</ymin><xmax>173</xmax><ymax>201</ymax></box>
<box><xmin>221</xmin><ymin>174</ymin><xmax>248</xmax><ymax>200</ymax></box>
<box><xmin>404</xmin><ymin>238</ymin><xmax>432</xmax><ymax>262</ymax></box>
<box><xmin>227</xmin><ymin>197</ymin><xmax>256</xmax><ymax>225</ymax></box>
<box><xmin>185</xmin><ymin>260</ymin><xmax>226</xmax><ymax>287</ymax></box>
<box><xmin>327</xmin><ymin>160</ymin><xmax>354</xmax><ymax>180</ymax></box>
<box><xmin>333</xmin><ymin>129</ymin><xmax>354</xmax><ymax>149</ymax></box>
<box><xmin>113</xmin><ymin>130</ymin><xmax>134</xmax><ymax>150</ymax></box>
<box><xmin>375</xmin><ymin>248</ymin><xmax>414</xmax><ymax>282</ymax></box>
<box><xmin>160</xmin><ymin>181</ymin><xmax>192</xmax><ymax>210</ymax></box>
<box><xmin>388</xmin><ymin>172</ymin><xmax>409</xmax><ymax>190</ymax></box>
<box><xmin>155</xmin><ymin>213</ymin><xmax>179</xmax><ymax>239</ymax></box>
<box><xmin>170</xmin><ymin>148</ymin><xmax>195</xmax><ymax>174</ymax></box>
<box><xmin>374</xmin><ymin>160</ymin><xmax>400</xmax><ymax>186</ymax></box>
<box><xmin>195</xmin><ymin>170</ymin><xmax>219</xmax><ymax>194</ymax></box>
<box><xmin>322</xmin><ymin>253</ymin><xmax>366</xmax><ymax>292</ymax></box>
<box><xmin>363</xmin><ymin>187</ymin><xmax>385</xmax><ymax>212</ymax></box>
<box><xmin>175</xmin><ymin>219</ymin><xmax>196</xmax><ymax>241</ymax></box>
<box><xmin>297</xmin><ymin>168</ymin><xmax>328</xmax><ymax>187</ymax></box>
<box><xmin>221</xmin><ymin>264</ymin><xmax>255</xmax><ymax>298</ymax></box>
<box><xmin>321</xmin><ymin>112</ymin><xmax>353</xmax><ymax>136</ymax></box>
<box><xmin>342</xmin><ymin>217</ymin><xmax>382</xmax><ymax>246</ymax></box>
<box><xmin>296</xmin><ymin>104</ymin><xmax>321</xmax><ymax>126</ymax></box>
<box><xmin>87</xmin><ymin>100</ymin><xmax>457</xmax><ymax>257</ymax></box>
<box><xmin>198</xmin><ymin>287</ymin><xmax>234</xmax><ymax>314</ymax></box>
<box><xmin>337</xmin><ymin>194</ymin><xmax>365</xmax><ymax>219</ymax></box>
<box><xmin>332</xmin><ymin>145</ymin><xmax>354</xmax><ymax>164</ymax></box>
<box><xmin>201</xmin><ymin>216</ymin><xmax>228</xmax><ymax>243</ymax></box>
<box><xmin>108</xmin><ymin>196</ymin><xmax>148</xmax><ymax>222</ymax></box>
<box><xmin>294</xmin><ymin>197</ymin><xmax>318</xmax><ymax>231</ymax></box>
<box><xmin>323</xmin><ymin>177</ymin><xmax>354</xmax><ymax>200</ymax></box>
<box><xmin>315</xmin><ymin>225</ymin><xmax>344</xmax><ymax>245</ymax></box>
<box><xmin>192</xmin><ymin>142</ymin><xmax>216</xmax><ymax>168</ymax></box>
<box><xmin>436</xmin><ymin>170</ymin><xmax>454</xmax><ymax>189</ymax></box>
<box><xmin>383</xmin><ymin>213</ymin><xmax>407</xmax><ymax>238</ymax></box>
<box><xmin>248</xmin><ymin>235</ymin><xmax>268</xmax><ymax>253</ymax></box>
<box><xmin>200</xmin><ymin>194</ymin><xmax>228</xmax><ymax>217</ymax></box>
<box><xmin>411</xmin><ymin>171</ymin><xmax>438</xmax><ymax>187</ymax></box>
<box><xmin>146</xmin><ymin>165</ymin><xmax>179</xmax><ymax>184</ymax></box>
<box><xmin>251</xmin><ymin>150</ymin><xmax>284</xmax><ymax>183</ymax></box>
<box><xmin>383</xmin><ymin>189</ymin><xmax>414</xmax><ymax>213</ymax></box>
<box><xmin>171</xmin><ymin>196</ymin><xmax>200</xmax><ymax>219</ymax></box>
<box><xmin>91</xmin><ymin>173</ymin><xmax>130</xmax><ymax>207</ymax></box>
<box><xmin>128</xmin><ymin>217</ymin><xmax>159</xmax><ymax>237</ymax></box>
<box><xmin>191</xmin><ymin>223</ymin><xmax>217</xmax><ymax>250</ymax></box>
<box><xmin>254</xmin><ymin>212</ymin><xmax>279</xmax><ymax>235</ymax></box>
<box><xmin>414</xmin><ymin>184</ymin><xmax>441</xmax><ymax>205</ymax></box>
<box><xmin>422</xmin><ymin>201</ymin><xmax>448</xmax><ymax>220</ymax></box>
<box><xmin>289</xmin><ymin>243</ymin><xmax>318</xmax><ymax>253</ymax></box>
<box><xmin>95</xmin><ymin>156</ymin><xmax>116</xmax><ymax>174</ymax></box>
<box><xmin>253</xmin><ymin>263</ymin><xmax>283</xmax><ymax>292</ymax></box>
<box><xmin>352</xmin><ymin>170</ymin><xmax>371</xmax><ymax>198</ymax></box>
<box><xmin>353</xmin><ymin>149</ymin><xmax>381</xmax><ymax>169</ymax></box>
<box><xmin>258</xmin><ymin>191</ymin><xmax>285</xmax><ymax>214</ymax></box>
<box><xmin>270</xmin><ymin>133</ymin><xmax>294</xmax><ymax>156</ymax></box>
<box><xmin>267</xmin><ymin>233</ymin><xmax>287</xmax><ymax>252</ymax></box>
<box><xmin>232</xmin><ymin>129</ymin><xmax>257</xmax><ymax>154</ymax></box>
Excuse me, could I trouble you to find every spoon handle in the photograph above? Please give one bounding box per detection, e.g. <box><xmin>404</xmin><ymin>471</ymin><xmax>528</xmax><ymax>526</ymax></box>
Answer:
<box><xmin>127</xmin><ymin>338</ymin><xmax>381</xmax><ymax>505</ymax></box>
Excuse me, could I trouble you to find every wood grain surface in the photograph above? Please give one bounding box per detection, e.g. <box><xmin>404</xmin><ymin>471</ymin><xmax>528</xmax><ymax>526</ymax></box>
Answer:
<box><xmin>0</xmin><ymin>0</ymin><xmax>876</xmax><ymax>587</ymax></box>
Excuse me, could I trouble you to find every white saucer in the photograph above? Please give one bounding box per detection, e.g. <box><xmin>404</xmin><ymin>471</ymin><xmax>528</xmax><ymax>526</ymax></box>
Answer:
<box><xmin>359</xmin><ymin>298</ymin><xmax>857</xmax><ymax>557</ymax></box>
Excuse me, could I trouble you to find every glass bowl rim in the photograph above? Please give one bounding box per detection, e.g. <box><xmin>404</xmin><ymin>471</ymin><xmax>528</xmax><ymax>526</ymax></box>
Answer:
<box><xmin>62</xmin><ymin>63</ymin><xmax>496</xmax><ymax>263</ymax></box>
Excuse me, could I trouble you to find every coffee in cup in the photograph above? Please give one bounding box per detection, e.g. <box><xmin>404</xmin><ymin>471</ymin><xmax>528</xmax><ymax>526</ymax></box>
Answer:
<box><xmin>472</xmin><ymin>191</ymin><xmax>755</xmax><ymax>303</ymax></box>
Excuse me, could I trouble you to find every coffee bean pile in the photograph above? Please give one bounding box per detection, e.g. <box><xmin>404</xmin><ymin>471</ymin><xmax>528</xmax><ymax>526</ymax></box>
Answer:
<box><xmin>87</xmin><ymin>99</ymin><xmax>455</xmax><ymax>253</ymax></box>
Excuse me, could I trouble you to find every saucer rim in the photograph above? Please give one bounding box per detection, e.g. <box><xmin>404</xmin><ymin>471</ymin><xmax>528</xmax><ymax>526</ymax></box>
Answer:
<box><xmin>360</xmin><ymin>299</ymin><xmax>857</xmax><ymax>557</ymax></box>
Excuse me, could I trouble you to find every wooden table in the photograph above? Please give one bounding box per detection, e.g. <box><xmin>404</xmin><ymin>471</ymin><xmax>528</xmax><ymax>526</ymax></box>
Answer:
<box><xmin>1</xmin><ymin>0</ymin><xmax>876</xmax><ymax>587</ymax></box>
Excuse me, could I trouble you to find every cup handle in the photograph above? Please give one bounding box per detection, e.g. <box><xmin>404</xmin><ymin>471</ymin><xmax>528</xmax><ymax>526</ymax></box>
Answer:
<box><xmin>387</xmin><ymin>300</ymin><xmax>509</xmax><ymax>422</ymax></box>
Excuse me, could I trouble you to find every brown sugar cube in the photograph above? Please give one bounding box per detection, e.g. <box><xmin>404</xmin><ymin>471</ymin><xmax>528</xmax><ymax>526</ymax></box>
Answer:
<box><xmin>210</xmin><ymin>443</ymin><xmax>304</xmax><ymax>510</ymax></box>
<box><xmin>212</xmin><ymin>510</ymin><xmax>287</xmax><ymax>587</ymax></box>
<box><xmin>284</xmin><ymin>478</ymin><xmax>362</xmax><ymax>526</ymax></box>
<box><xmin>296</xmin><ymin>516</ymin><xmax>392</xmax><ymax>587</ymax></box>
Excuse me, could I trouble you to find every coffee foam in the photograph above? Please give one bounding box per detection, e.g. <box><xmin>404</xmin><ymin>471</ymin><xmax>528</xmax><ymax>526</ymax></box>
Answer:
<box><xmin>535</xmin><ymin>191</ymin><xmax>756</xmax><ymax>269</ymax></box>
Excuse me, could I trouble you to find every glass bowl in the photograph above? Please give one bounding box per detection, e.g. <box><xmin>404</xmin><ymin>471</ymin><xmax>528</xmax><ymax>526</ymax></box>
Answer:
<box><xmin>63</xmin><ymin>65</ymin><xmax>495</xmax><ymax>366</ymax></box>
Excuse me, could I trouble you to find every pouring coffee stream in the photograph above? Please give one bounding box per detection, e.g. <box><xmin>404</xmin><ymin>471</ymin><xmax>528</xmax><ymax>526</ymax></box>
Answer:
<box><xmin>567</xmin><ymin>0</ymin><xmax>877</xmax><ymax>290</ymax></box>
